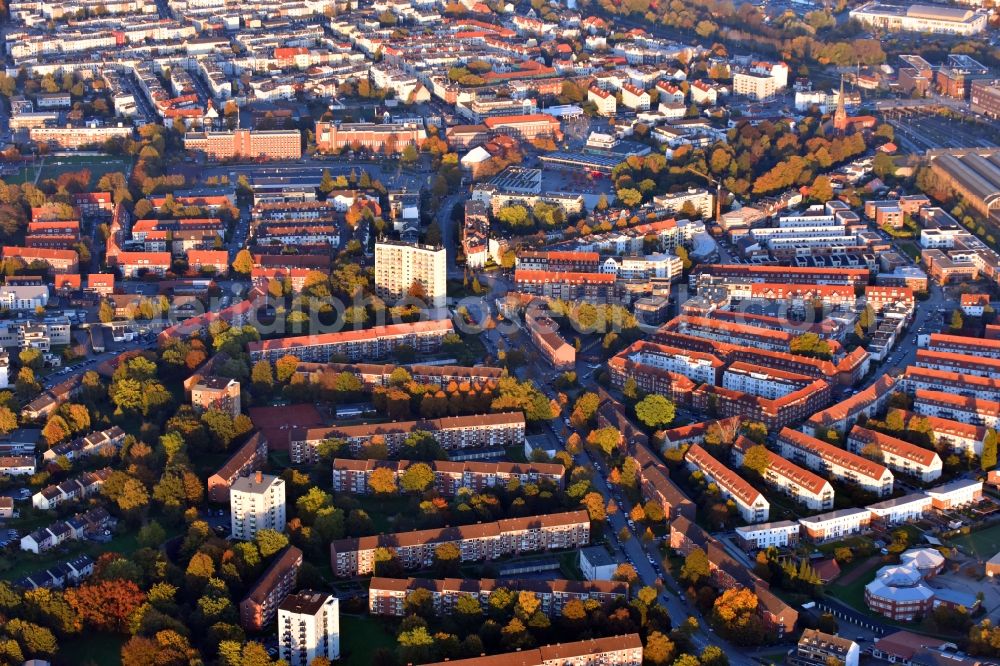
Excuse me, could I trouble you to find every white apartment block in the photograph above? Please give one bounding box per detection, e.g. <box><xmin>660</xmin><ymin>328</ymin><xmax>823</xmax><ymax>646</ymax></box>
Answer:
<box><xmin>231</xmin><ymin>472</ymin><xmax>286</xmax><ymax>541</ymax></box>
<box><xmin>600</xmin><ymin>253</ymin><xmax>683</xmax><ymax>281</ymax></box>
<box><xmin>733</xmin><ymin>72</ymin><xmax>777</xmax><ymax>100</ymax></box>
<box><xmin>652</xmin><ymin>188</ymin><xmax>714</xmax><ymax>218</ymax></box>
<box><xmin>686</xmin><ymin>444</ymin><xmax>769</xmax><ymax>524</ymax></box>
<box><xmin>588</xmin><ymin>86</ymin><xmax>616</xmax><ymax>116</ymax></box>
<box><xmin>278</xmin><ymin>591</ymin><xmax>340</xmax><ymax>666</ymax></box>
<box><xmin>0</xmin><ymin>285</ymin><xmax>49</xmax><ymax>311</ymax></box>
<box><xmin>847</xmin><ymin>426</ymin><xmax>943</xmax><ymax>483</ymax></box>
<box><xmin>925</xmin><ymin>479</ymin><xmax>983</xmax><ymax>510</ymax></box>
<box><xmin>734</xmin><ymin>520</ymin><xmax>800</xmax><ymax>550</ymax></box>
<box><xmin>778</xmin><ymin>428</ymin><xmax>894</xmax><ymax>497</ymax></box>
<box><xmin>621</xmin><ymin>83</ymin><xmax>651</xmax><ymax>111</ymax></box>
<box><xmin>798</xmin><ymin>507</ymin><xmax>871</xmax><ymax>542</ymax></box>
<box><xmin>866</xmin><ymin>493</ymin><xmax>933</xmax><ymax>527</ymax></box>
<box><xmin>722</xmin><ymin>366</ymin><xmax>808</xmax><ymax>400</ymax></box>
<box><xmin>618</xmin><ymin>341</ymin><xmax>722</xmax><ymax>386</ymax></box>
<box><xmin>374</xmin><ymin>241</ymin><xmax>447</xmax><ymax>309</ymax></box>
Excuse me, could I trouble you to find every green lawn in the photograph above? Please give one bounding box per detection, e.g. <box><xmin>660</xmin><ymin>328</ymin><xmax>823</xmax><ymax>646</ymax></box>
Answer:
<box><xmin>340</xmin><ymin>614</ymin><xmax>397</xmax><ymax>666</ymax></box>
<box><xmin>13</xmin><ymin>155</ymin><xmax>131</xmax><ymax>187</ymax></box>
<box><xmin>364</xmin><ymin>495</ymin><xmax>415</xmax><ymax>533</ymax></box>
<box><xmin>897</xmin><ymin>240</ymin><xmax>922</xmax><ymax>262</ymax></box>
<box><xmin>825</xmin><ymin>562</ymin><xmax>872</xmax><ymax>611</ymax></box>
<box><xmin>949</xmin><ymin>523</ymin><xmax>1000</xmax><ymax>560</ymax></box>
<box><xmin>59</xmin><ymin>633</ymin><xmax>125</xmax><ymax>666</ymax></box>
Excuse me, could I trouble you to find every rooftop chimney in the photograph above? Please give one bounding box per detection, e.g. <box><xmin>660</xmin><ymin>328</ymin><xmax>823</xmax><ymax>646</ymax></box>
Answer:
<box><xmin>256</xmin><ymin>470</ymin><xmax>262</xmax><ymax>484</ymax></box>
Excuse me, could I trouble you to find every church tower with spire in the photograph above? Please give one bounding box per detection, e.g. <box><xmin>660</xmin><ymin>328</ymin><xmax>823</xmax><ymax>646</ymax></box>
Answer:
<box><xmin>833</xmin><ymin>75</ymin><xmax>848</xmax><ymax>133</ymax></box>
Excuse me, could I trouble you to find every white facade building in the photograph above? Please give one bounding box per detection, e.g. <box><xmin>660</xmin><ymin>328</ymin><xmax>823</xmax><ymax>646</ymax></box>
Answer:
<box><xmin>230</xmin><ymin>472</ymin><xmax>286</xmax><ymax>541</ymax></box>
<box><xmin>734</xmin><ymin>521</ymin><xmax>800</xmax><ymax>550</ymax></box>
<box><xmin>374</xmin><ymin>241</ymin><xmax>447</xmax><ymax>309</ymax></box>
<box><xmin>278</xmin><ymin>591</ymin><xmax>340</xmax><ymax>666</ymax></box>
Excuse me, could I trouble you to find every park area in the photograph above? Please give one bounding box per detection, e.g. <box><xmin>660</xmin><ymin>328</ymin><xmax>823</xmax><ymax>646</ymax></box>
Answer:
<box><xmin>10</xmin><ymin>155</ymin><xmax>131</xmax><ymax>188</ymax></box>
<box><xmin>948</xmin><ymin>523</ymin><xmax>1000</xmax><ymax>561</ymax></box>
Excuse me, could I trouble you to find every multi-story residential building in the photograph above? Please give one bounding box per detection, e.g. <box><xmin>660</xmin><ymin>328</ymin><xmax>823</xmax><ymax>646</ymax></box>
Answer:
<box><xmin>248</xmin><ymin>320</ymin><xmax>454</xmax><ymax>363</ymax></box>
<box><xmin>691</xmin><ymin>264</ymin><xmax>869</xmax><ymax>288</ymax></box>
<box><xmin>902</xmin><ymin>366</ymin><xmax>1000</xmax><ymax>402</ymax></box>
<box><xmin>240</xmin><ymin>546</ymin><xmax>302</xmax><ymax>632</ymax></box>
<box><xmin>685</xmin><ymin>444</ymin><xmax>770</xmax><ymax>523</ymax></box>
<box><xmin>789</xmin><ymin>630</ymin><xmax>859</xmax><ymax>666</ymax></box>
<box><xmin>733</xmin><ymin>72</ymin><xmax>777</xmax><ymax>100</ymax></box>
<box><xmin>797</xmin><ymin>507</ymin><xmax>872</xmax><ymax>542</ymax></box>
<box><xmin>516</xmin><ymin>251</ymin><xmax>601</xmax><ymax>272</ymax></box>
<box><xmin>913</xmin><ymin>389</ymin><xmax>1000</xmax><ymax>428</ymax></box>
<box><xmin>733</xmin><ymin>520</ymin><xmax>801</xmax><ymax>551</ymax></box>
<box><xmin>292</xmin><ymin>412</ymin><xmax>525</xmax><ymax>463</ymax></box>
<box><xmin>722</xmin><ymin>363</ymin><xmax>816</xmax><ymax>400</ymax></box>
<box><xmin>611</xmin><ymin>340</ymin><xmax>723</xmax><ymax>387</ymax></box>
<box><xmin>887</xmin><ymin>408</ymin><xmax>987</xmax><ymax>458</ymax></box>
<box><xmin>368</xmin><ymin>577</ymin><xmax>627</xmax><ymax>618</ymax></box>
<box><xmin>514</xmin><ymin>270</ymin><xmax>622</xmax><ymax>304</ymax></box>
<box><xmin>29</xmin><ymin>124</ymin><xmax>133</xmax><ymax>149</ymax></box>
<box><xmin>778</xmin><ymin>428</ymin><xmax>894</xmax><ymax>497</ymax></box>
<box><xmin>116</xmin><ymin>251</ymin><xmax>172</xmax><ymax>278</ymax></box>
<box><xmin>330</xmin><ymin>510</ymin><xmax>590</xmax><ymax>577</ymax></box>
<box><xmin>621</xmin><ymin>83</ymin><xmax>651</xmax><ymax>110</ymax></box>
<box><xmin>846</xmin><ymin>426</ymin><xmax>943</xmax><ymax>482</ymax></box>
<box><xmin>373</xmin><ymin>241</ymin><xmax>447</xmax><ymax>309</ymax></box>
<box><xmin>191</xmin><ymin>376</ymin><xmax>241</xmax><ymax>419</ymax></box>
<box><xmin>927</xmin><ymin>332</ymin><xmax>1000</xmax><ymax>359</ymax></box>
<box><xmin>2</xmin><ymin>246</ymin><xmax>78</xmax><ymax>274</ymax></box>
<box><xmin>526</xmin><ymin>313</ymin><xmax>576</xmax><ymax>369</ymax></box>
<box><xmin>804</xmin><ymin>375</ymin><xmax>898</xmax><ymax>437</ymax></box>
<box><xmin>925</xmin><ymin>479</ymin><xmax>983</xmax><ymax>509</ymax></box>
<box><xmin>867</xmin><ymin>493</ymin><xmax>933</xmax><ymax>527</ymax></box>
<box><xmin>184</xmin><ymin>129</ymin><xmax>302</xmax><ymax>161</ymax></box>
<box><xmin>0</xmin><ymin>285</ymin><xmax>49</xmax><ymax>311</ymax></box>
<box><xmin>421</xmin><ymin>634</ymin><xmax>644</xmax><ymax>666</ymax></box>
<box><xmin>207</xmin><ymin>433</ymin><xmax>269</xmax><ymax>503</ymax></box>
<box><xmin>333</xmin><ymin>459</ymin><xmax>565</xmax><ymax>496</ymax></box>
<box><xmin>691</xmin><ymin>379</ymin><xmax>832</xmax><ymax>431</ymax></box>
<box><xmin>588</xmin><ymin>85</ymin><xmax>617</xmax><ymax>116</ymax></box>
<box><xmin>231</xmin><ymin>472</ymin><xmax>286</xmax><ymax>541</ymax></box>
<box><xmin>732</xmin><ymin>437</ymin><xmax>834</xmax><ymax>511</ymax></box>
<box><xmin>277</xmin><ymin>591</ymin><xmax>340</xmax><ymax>666</ymax></box>
<box><xmin>913</xmin><ymin>349</ymin><xmax>1000</xmax><ymax>378</ymax></box>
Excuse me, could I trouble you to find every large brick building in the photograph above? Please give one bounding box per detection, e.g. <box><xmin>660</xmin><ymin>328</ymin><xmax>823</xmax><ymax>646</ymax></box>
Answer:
<box><xmin>315</xmin><ymin>121</ymin><xmax>427</xmax><ymax>154</ymax></box>
<box><xmin>184</xmin><ymin>129</ymin><xmax>302</xmax><ymax>161</ymax></box>
<box><xmin>247</xmin><ymin>319</ymin><xmax>454</xmax><ymax>363</ymax></box>
<box><xmin>290</xmin><ymin>412</ymin><xmax>525</xmax><ymax>463</ymax></box>
<box><xmin>422</xmin><ymin>634</ymin><xmax>643</xmax><ymax>666</ymax></box>
<box><xmin>330</xmin><ymin>510</ymin><xmax>590</xmax><ymax>577</ymax></box>
<box><xmin>368</xmin><ymin>576</ymin><xmax>627</xmax><ymax>617</ymax></box>
<box><xmin>2</xmin><ymin>246</ymin><xmax>79</xmax><ymax>274</ymax></box>
<box><xmin>207</xmin><ymin>433</ymin><xmax>268</xmax><ymax>503</ymax></box>
<box><xmin>240</xmin><ymin>546</ymin><xmax>302</xmax><ymax>631</ymax></box>
<box><xmin>332</xmin><ymin>458</ymin><xmax>564</xmax><ymax>496</ymax></box>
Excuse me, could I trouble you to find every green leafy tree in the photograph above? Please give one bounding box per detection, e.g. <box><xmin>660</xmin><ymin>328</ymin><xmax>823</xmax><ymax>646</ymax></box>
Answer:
<box><xmin>255</xmin><ymin>529</ymin><xmax>289</xmax><ymax>558</ymax></box>
<box><xmin>681</xmin><ymin>547</ymin><xmax>710</xmax><ymax>585</ymax></box>
<box><xmin>634</xmin><ymin>394</ymin><xmax>676</xmax><ymax>429</ymax></box>
<box><xmin>982</xmin><ymin>429</ymin><xmax>997</xmax><ymax>471</ymax></box>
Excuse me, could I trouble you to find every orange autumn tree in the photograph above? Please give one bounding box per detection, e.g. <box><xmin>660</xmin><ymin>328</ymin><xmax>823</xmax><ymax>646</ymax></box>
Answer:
<box><xmin>66</xmin><ymin>579</ymin><xmax>146</xmax><ymax>633</ymax></box>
